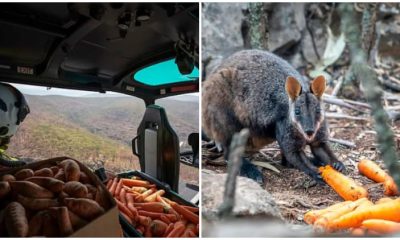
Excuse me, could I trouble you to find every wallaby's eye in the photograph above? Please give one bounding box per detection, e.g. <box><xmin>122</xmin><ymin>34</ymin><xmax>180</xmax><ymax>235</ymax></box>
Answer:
<box><xmin>295</xmin><ymin>107</ymin><xmax>301</xmax><ymax>115</ymax></box>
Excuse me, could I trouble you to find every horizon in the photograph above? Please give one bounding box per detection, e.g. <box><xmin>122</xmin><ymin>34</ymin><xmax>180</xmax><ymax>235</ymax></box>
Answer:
<box><xmin>10</xmin><ymin>83</ymin><xmax>199</xmax><ymax>100</ymax></box>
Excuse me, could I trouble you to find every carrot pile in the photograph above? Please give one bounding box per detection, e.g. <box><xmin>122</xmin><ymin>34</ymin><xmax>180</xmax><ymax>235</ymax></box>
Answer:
<box><xmin>106</xmin><ymin>176</ymin><xmax>199</xmax><ymax>238</ymax></box>
<box><xmin>304</xmin><ymin>159</ymin><xmax>400</xmax><ymax>236</ymax></box>
<box><xmin>304</xmin><ymin>197</ymin><xmax>400</xmax><ymax>236</ymax></box>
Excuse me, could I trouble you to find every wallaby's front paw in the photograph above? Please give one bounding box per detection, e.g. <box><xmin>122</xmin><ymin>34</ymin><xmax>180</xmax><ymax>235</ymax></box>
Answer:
<box><xmin>310</xmin><ymin>171</ymin><xmax>325</xmax><ymax>185</ymax></box>
<box><xmin>332</xmin><ymin>161</ymin><xmax>346</xmax><ymax>172</ymax></box>
<box><xmin>240</xmin><ymin>158</ymin><xmax>264</xmax><ymax>185</ymax></box>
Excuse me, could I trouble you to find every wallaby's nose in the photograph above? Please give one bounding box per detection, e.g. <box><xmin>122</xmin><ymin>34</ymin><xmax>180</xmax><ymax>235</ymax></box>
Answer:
<box><xmin>305</xmin><ymin>130</ymin><xmax>314</xmax><ymax>136</ymax></box>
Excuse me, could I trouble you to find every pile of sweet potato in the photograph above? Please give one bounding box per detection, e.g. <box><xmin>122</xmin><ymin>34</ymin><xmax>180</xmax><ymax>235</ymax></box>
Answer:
<box><xmin>0</xmin><ymin>159</ymin><xmax>111</xmax><ymax>237</ymax></box>
<box><xmin>106</xmin><ymin>176</ymin><xmax>199</xmax><ymax>237</ymax></box>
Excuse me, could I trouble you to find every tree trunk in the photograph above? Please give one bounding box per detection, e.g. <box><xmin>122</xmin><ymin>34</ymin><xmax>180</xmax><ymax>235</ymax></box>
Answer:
<box><xmin>339</xmin><ymin>3</ymin><xmax>400</xmax><ymax>189</ymax></box>
<box><xmin>242</xmin><ymin>3</ymin><xmax>270</xmax><ymax>50</ymax></box>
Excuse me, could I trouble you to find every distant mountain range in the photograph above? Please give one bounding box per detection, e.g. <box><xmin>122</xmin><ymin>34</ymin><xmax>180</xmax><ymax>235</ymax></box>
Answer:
<box><xmin>7</xmin><ymin>95</ymin><xmax>199</xmax><ymax>181</ymax></box>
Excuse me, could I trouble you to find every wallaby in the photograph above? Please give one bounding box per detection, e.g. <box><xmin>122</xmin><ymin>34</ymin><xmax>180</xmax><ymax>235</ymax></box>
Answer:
<box><xmin>202</xmin><ymin>50</ymin><xmax>345</xmax><ymax>184</ymax></box>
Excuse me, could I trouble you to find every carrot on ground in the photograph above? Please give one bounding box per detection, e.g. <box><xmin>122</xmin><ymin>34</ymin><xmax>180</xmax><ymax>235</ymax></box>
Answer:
<box><xmin>303</xmin><ymin>201</ymin><xmax>351</xmax><ymax>224</ymax></box>
<box><xmin>375</xmin><ymin>197</ymin><xmax>394</xmax><ymax>205</ymax></box>
<box><xmin>384</xmin><ymin>177</ymin><xmax>399</xmax><ymax>196</ymax></box>
<box><xmin>351</xmin><ymin>228</ymin><xmax>366</xmax><ymax>236</ymax></box>
<box><xmin>313</xmin><ymin>198</ymin><xmax>368</xmax><ymax>232</ymax></box>
<box><xmin>170</xmin><ymin>202</ymin><xmax>199</xmax><ymax>224</ymax></box>
<box><xmin>121</xmin><ymin>179</ymin><xmax>150</xmax><ymax>188</ymax></box>
<box><xmin>319</xmin><ymin>165</ymin><xmax>368</xmax><ymax>201</ymax></box>
<box><xmin>115</xmin><ymin>179</ymin><xmax>123</xmax><ymax>197</ymax></box>
<box><xmin>361</xmin><ymin>219</ymin><xmax>400</xmax><ymax>234</ymax></box>
<box><xmin>330</xmin><ymin>199</ymin><xmax>400</xmax><ymax>230</ymax></box>
<box><xmin>144</xmin><ymin>190</ymin><xmax>165</xmax><ymax>202</ymax></box>
<box><xmin>358</xmin><ymin>159</ymin><xmax>388</xmax><ymax>183</ymax></box>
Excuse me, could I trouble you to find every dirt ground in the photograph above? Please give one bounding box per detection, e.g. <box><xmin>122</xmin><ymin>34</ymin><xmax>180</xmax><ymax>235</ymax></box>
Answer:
<box><xmin>202</xmin><ymin>106</ymin><xmax>400</xmax><ymax>225</ymax></box>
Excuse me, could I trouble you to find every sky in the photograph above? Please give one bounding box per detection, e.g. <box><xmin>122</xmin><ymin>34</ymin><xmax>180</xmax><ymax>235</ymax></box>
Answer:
<box><xmin>10</xmin><ymin>83</ymin><xmax>199</xmax><ymax>99</ymax></box>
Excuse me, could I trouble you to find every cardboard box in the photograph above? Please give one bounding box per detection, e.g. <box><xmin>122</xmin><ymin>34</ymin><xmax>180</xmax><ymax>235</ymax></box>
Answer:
<box><xmin>0</xmin><ymin>156</ymin><xmax>122</xmax><ymax>237</ymax></box>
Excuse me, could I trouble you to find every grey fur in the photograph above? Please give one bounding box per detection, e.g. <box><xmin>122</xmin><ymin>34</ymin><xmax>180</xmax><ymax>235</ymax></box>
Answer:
<box><xmin>202</xmin><ymin>50</ymin><xmax>345</xmax><ymax>180</ymax></box>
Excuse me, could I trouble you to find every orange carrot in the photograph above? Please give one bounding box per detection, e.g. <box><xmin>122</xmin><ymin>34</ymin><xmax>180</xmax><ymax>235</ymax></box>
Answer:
<box><xmin>136</xmin><ymin>215</ymin><xmax>151</xmax><ymax>227</ymax></box>
<box><xmin>166</xmin><ymin>221</ymin><xmax>185</xmax><ymax>237</ymax></box>
<box><xmin>361</xmin><ymin>219</ymin><xmax>400</xmax><ymax>234</ymax></box>
<box><xmin>138</xmin><ymin>210</ymin><xmax>176</xmax><ymax>220</ymax></box>
<box><xmin>115</xmin><ymin>199</ymin><xmax>134</xmax><ymax>220</ymax></box>
<box><xmin>144</xmin><ymin>190</ymin><xmax>166</xmax><ymax>202</ymax></box>
<box><xmin>384</xmin><ymin>177</ymin><xmax>399</xmax><ymax>196</ymax></box>
<box><xmin>144</xmin><ymin>225</ymin><xmax>152</xmax><ymax>237</ymax></box>
<box><xmin>157</xmin><ymin>195</ymin><xmax>172</xmax><ymax>209</ymax></box>
<box><xmin>330</xmin><ymin>199</ymin><xmax>400</xmax><ymax>230</ymax></box>
<box><xmin>170</xmin><ymin>202</ymin><xmax>199</xmax><ymax>224</ymax></box>
<box><xmin>181</xmin><ymin>223</ymin><xmax>196</xmax><ymax>237</ymax></box>
<box><xmin>320</xmin><ymin>165</ymin><xmax>368</xmax><ymax>201</ymax></box>
<box><xmin>150</xmin><ymin>219</ymin><xmax>168</xmax><ymax>237</ymax></box>
<box><xmin>134</xmin><ymin>202</ymin><xmax>165</xmax><ymax>213</ymax></box>
<box><xmin>160</xmin><ymin>214</ymin><xmax>172</xmax><ymax>224</ymax></box>
<box><xmin>303</xmin><ymin>201</ymin><xmax>351</xmax><ymax>224</ymax></box>
<box><xmin>106</xmin><ymin>179</ymin><xmax>112</xmax><ymax>189</ymax></box>
<box><xmin>115</xmin><ymin>179</ymin><xmax>123</xmax><ymax>197</ymax></box>
<box><xmin>196</xmin><ymin>224</ymin><xmax>199</xmax><ymax>235</ymax></box>
<box><xmin>376</xmin><ymin>197</ymin><xmax>394</xmax><ymax>205</ymax></box>
<box><xmin>163</xmin><ymin>223</ymin><xmax>174</xmax><ymax>237</ymax></box>
<box><xmin>183</xmin><ymin>205</ymin><xmax>199</xmax><ymax>214</ymax></box>
<box><xmin>139</xmin><ymin>188</ymin><xmax>155</xmax><ymax>201</ymax></box>
<box><xmin>126</xmin><ymin>194</ymin><xmax>138</xmax><ymax>218</ymax></box>
<box><xmin>119</xmin><ymin>188</ymin><xmax>127</xmax><ymax>204</ymax></box>
<box><xmin>109</xmin><ymin>178</ymin><xmax>118</xmax><ymax>196</ymax></box>
<box><xmin>313</xmin><ymin>198</ymin><xmax>368</xmax><ymax>232</ymax></box>
<box><xmin>358</xmin><ymin>159</ymin><xmax>388</xmax><ymax>183</ymax></box>
<box><xmin>354</xmin><ymin>199</ymin><xmax>374</xmax><ymax>211</ymax></box>
<box><xmin>121</xmin><ymin>179</ymin><xmax>150</xmax><ymax>188</ymax></box>
<box><xmin>131</xmin><ymin>187</ymin><xmax>148</xmax><ymax>193</ymax></box>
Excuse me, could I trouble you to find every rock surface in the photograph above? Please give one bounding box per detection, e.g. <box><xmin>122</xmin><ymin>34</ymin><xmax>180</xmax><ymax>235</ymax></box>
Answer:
<box><xmin>202</xmin><ymin>170</ymin><xmax>282</xmax><ymax>220</ymax></box>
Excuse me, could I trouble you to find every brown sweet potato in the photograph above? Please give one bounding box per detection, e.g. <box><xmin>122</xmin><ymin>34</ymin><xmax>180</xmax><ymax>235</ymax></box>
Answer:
<box><xmin>10</xmin><ymin>181</ymin><xmax>54</xmax><ymax>198</ymax></box>
<box><xmin>1</xmin><ymin>174</ymin><xmax>15</xmax><ymax>182</ymax></box>
<box><xmin>5</xmin><ymin>202</ymin><xmax>29</xmax><ymax>237</ymax></box>
<box><xmin>15</xmin><ymin>169</ymin><xmax>34</xmax><ymax>180</ymax></box>
<box><xmin>54</xmin><ymin>169</ymin><xmax>66</xmax><ymax>182</ymax></box>
<box><xmin>50</xmin><ymin>166</ymin><xmax>59</xmax><ymax>175</ymax></box>
<box><xmin>34</xmin><ymin>168</ymin><xmax>54</xmax><ymax>177</ymax></box>
<box><xmin>59</xmin><ymin>160</ymin><xmax>80</xmax><ymax>182</ymax></box>
<box><xmin>63</xmin><ymin>181</ymin><xmax>88</xmax><ymax>198</ymax></box>
<box><xmin>42</xmin><ymin>211</ymin><xmax>58</xmax><ymax>237</ymax></box>
<box><xmin>79</xmin><ymin>172</ymin><xmax>91</xmax><ymax>184</ymax></box>
<box><xmin>85</xmin><ymin>184</ymin><xmax>97</xmax><ymax>195</ymax></box>
<box><xmin>26</xmin><ymin>177</ymin><xmax>64</xmax><ymax>193</ymax></box>
<box><xmin>58</xmin><ymin>191</ymin><xmax>69</xmax><ymax>202</ymax></box>
<box><xmin>95</xmin><ymin>186</ymin><xmax>110</xmax><ymax>210</ymax></box>
<box><xmin>17</xmin><ymin>195</ymin><xmax>59</xmax><ymax>211</ymax></box>
<box><xmin>68</xmin><ymin>210</ymin><xmax>88</xmax><ymax>230</ymax></box>
<box><xmin>49</xmin><ymin>207</ymin><xmax>73</xmax><ymax>237</ymax></box>
<box><xmin>0</xmin><ymin>181</ymin><xmax>10</xmax><ymax>199</ymax></box>
<box><xmin>64</xmin><ymin>198</ymin><xmax>105</xmax><ymax>220</ymax></box>
<box><xmin>28</xmin><ymin>211</ymin><xmax>45</xmax><ymax>237</ymax></box>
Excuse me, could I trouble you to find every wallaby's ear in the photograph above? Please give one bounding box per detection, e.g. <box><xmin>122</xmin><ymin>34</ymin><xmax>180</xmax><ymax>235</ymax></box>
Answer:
<box><xmin>310</xmin><ymin>75</ymin><xmax>326</xmax><ymax>98</ymax></box>
<box><xmin>285</xmin><ymin>76</ymin><xmax>302</xmax><ymax>101</ymax></box>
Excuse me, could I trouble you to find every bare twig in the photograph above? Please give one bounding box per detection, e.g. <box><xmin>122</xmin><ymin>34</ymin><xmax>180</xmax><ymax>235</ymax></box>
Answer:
<box><xmin>329</xmin><ymin>137</ymin><xmax>356</xmax><ymax>148</ymax></box>
<box><xmin>218</xmin><ymin>129</ymin><xmax>250</xmax><ymax>218</ymax></box>
<box><xmin>331</xmin><ymin>76</ymin><xmax>344</xmax><ymax>96</ymax></box>
<box><xmin>323</xmin><ymin>96</ymin><xmax>369</xmax><ymax>113</ymax></box>
<box><xmin>325</xmin><ymin>112</ymin><xmax>368</xmax><ymax>121</ymax></box>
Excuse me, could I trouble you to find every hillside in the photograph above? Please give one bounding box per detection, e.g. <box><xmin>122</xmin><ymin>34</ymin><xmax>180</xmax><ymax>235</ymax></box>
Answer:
<box><xmin>7</xmin><ymin>94</ymin><xmax>199</xmax><ymax>184</ymax></box>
